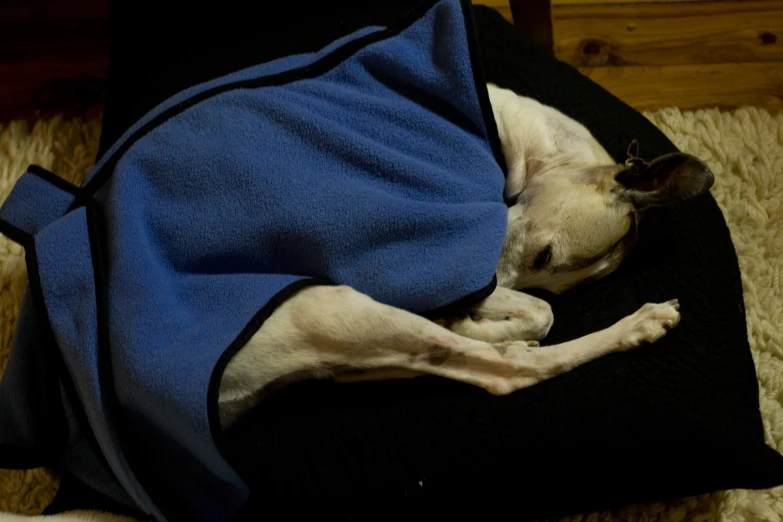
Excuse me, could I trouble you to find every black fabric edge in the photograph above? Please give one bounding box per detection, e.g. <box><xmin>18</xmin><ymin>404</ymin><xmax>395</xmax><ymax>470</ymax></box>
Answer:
<box><xmin>0</xmin><ymin>200</ymin><xmax>147</xmax><ymax>517</ymax></box>
<box><xmin>30</xmin><ymin>209</ymin><xmax>132</xmax><ymax>504</ymax></box>
<box><xmin>459</xmin><ymin>0</ymin><xmax>507</xmax><ymax>177</ymax></box>
<box><xmin>0</xmin><ymin>199</ymin><xmax>67</xmax><ymax>472</ymax></box>
<box><xmin>207</xmin><ymin>278</ymin><xmax>333</xmax><ymax>447</ymax></box>
<box><xmin>415</xmin><ymin>0</ymin><xmax>501</xmax><ymax>314</ymax></box>
<box><xmin>0</xmin><ymin>169</ymin><xmax>128</xmax><ymax>490</ymax></box>
<box><xmin>27</xmin><ymin>165</ymin><xmax>80</xmax><ymax>196</ymax></box>
<box><xmin>83</xmin><ymin>202</ymin><xmax>151</xmax><ymax>521</ymax></box>
<box><xmin>0</xmin><ymin>167</ymin><xmax>78</xmax><ymax>239</ymax></box>
<box><xmin>0</xmin><ymin>225</ymin><xmax>79</xmax><ymax>472</ymax></box>
<box><xmin>69</xmin><ymin>0</ymin><xmax>441</xmax><ymax>212</ymax></box>
<box><xmin>0</xmin><ymin>219</ymin><xmax>29</xmax><ymax>246</ymax></box>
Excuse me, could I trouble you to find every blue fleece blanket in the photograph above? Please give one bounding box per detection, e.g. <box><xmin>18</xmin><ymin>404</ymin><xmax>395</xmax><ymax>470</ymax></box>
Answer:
<box><xmin>0</xmin><ymin>1</ymin><xmax>507</xmax><ymax>520</ymax></box>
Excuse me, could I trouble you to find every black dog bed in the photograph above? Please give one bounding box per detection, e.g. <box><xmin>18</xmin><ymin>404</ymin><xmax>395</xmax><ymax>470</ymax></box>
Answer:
<box><xmin>41</xmin><ymin>1</ymin><xmax>783</xmax><ymax>520</ymax></box>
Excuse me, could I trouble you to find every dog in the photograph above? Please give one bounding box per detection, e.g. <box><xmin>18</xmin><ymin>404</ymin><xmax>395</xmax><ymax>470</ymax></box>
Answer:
<box><xmin>7</xmin><ymin>84</ymin><xmax>713</xmax><ymax>522</ymax></box>
<box><xmin>216</xmin><ymin>83</ymin><xmax>713</xmax><ymax>427</ymax></box>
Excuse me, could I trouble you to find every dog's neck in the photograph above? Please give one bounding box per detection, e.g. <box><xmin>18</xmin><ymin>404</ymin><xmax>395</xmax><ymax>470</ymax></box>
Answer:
<box><xmin>488</xmin><ymin>84</ymin><xmax>614</xmax><ymax>201</ymax></box>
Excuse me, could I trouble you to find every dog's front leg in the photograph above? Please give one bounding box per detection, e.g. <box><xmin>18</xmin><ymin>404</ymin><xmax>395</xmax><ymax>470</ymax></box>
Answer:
<box><xmin>219</xmin><ymin>286</ymin><xmax>680</xmax><ymax>428</ymax></box>
<box><xmin>431</xmin><ymin>298</ymin><xmax>681</xmax><ymax>395</ymax></box>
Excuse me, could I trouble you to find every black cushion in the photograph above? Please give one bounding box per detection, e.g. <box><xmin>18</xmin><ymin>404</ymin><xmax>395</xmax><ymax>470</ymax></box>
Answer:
<box><xmin>46</xmin><ymin>2</ymin><xmax>783</xmax><ymax>520</ymax></box>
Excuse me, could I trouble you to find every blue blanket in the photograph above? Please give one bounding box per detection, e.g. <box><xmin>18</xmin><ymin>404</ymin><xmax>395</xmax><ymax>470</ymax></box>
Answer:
<box><xmin>0</xmin><ymin>0</ymin><xmax>507</xmax><ymax>519</ymax></box>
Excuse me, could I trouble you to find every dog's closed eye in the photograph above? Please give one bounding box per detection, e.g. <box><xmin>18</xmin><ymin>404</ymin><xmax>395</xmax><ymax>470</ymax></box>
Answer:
<box><xmin>533</xmin><ymin>245</ymin><xmax>552</xmax><ymax>270</ymax></box>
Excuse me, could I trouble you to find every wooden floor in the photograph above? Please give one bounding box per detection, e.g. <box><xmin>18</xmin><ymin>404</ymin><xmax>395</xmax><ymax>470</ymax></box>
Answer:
<box><xmin>551</xmin><ymin>0</ymin><xmax>783</xmax><ymax>111</ymax></box>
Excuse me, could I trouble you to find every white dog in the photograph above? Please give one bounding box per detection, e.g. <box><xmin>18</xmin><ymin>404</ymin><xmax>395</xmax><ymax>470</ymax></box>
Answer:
<box><xmin>7</xmin><ymin>84</ymin><xmax>713</xmax><ymax>522</ymax></box>
<box><xmin>216</xmin><ymin>83</ymin><xmax>713</xmax><ymax>428</ymax></box>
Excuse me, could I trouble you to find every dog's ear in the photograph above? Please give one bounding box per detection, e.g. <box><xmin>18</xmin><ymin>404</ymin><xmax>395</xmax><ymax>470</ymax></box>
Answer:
<box><xmin>615</xmin><ymin>151</ymin><xmax>715</xmax><ymax>209</ymax></box>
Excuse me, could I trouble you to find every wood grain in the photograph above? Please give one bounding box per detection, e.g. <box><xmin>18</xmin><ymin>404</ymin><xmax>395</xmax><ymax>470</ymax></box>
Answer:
<box><xmin>579</xmin><ymin>61</ymin><xmax>783</xmax><ymax>110</ymax></box>
<box><xmin>554</xmin><ymin>0</ymin><xmax>712</xmax><ymax>5</ymax></box>
<box><xmin>553</xmin><ymin>0</ymin><xmax>783</xmax><ymax>67</ymax></box>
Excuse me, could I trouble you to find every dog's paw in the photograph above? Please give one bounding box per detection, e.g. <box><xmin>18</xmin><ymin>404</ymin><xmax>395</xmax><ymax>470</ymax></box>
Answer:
<box><xmin>439</xmin><ymin>313</ymin><xmax>550</xmax><ymax>344</ymax></box>
<box><xmin>492</xmin><ymin>339</ymin><xmax>540</xmax><ymax>354</ymax></box>
<box><xmin>437</xmin><ymin>289</ymin><xmax>553</xmax><ymax>343</ymax></box>
<box><xmin>616</xmin><ymin>299</ymin><xmax>681</xmax><ymax>351</ymax></box>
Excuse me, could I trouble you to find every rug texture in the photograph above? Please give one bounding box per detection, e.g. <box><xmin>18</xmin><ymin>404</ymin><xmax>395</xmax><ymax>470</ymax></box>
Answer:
<box><xmin>0</xmin><ymin>108</ymin><xmax>781</xmax><ymax>521</ymax></box>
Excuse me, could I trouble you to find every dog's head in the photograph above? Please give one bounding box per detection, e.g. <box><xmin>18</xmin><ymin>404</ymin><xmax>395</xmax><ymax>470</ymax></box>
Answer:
<box><xmin>497</xmin><ymin>141</ymin><xmax>715</xmax><ymax>293</ymax></box>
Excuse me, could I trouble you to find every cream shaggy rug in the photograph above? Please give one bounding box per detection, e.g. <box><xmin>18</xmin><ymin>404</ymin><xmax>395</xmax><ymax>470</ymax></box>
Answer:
<box><xmin>0</xmin><ymin>108</ymin><xmax>781</xmax><ymax>521</ymax></box>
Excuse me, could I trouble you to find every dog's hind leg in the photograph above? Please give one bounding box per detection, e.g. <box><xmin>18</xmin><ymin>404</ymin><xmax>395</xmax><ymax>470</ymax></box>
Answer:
<box><xmin>219</xmin><ymin>285</ymin><xmax>681</xmax><ymax>427</ymax></box>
